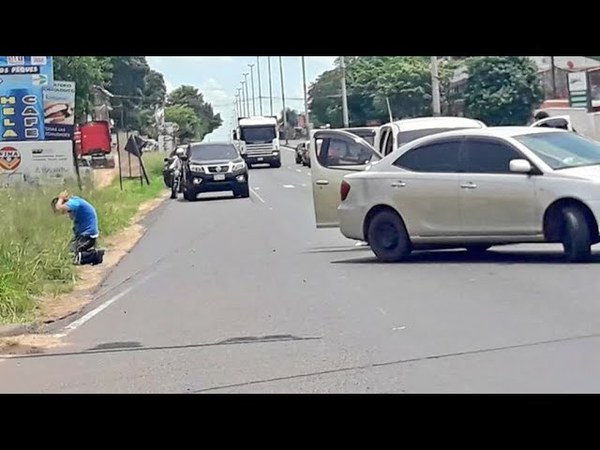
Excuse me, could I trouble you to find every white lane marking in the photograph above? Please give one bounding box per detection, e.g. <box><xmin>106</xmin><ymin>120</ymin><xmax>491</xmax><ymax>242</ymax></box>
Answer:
<box><xmin>250</xmin><ymin>187</ymin><xmax>266</xmax><ymax>203</ymax></box>
<box><xmin>301</xmin><ymin>183</ymin><xmax>307</xmax><ymax>187</ymax></box>
<box><xmin>254</xmin><ymin>187</ymin><xmax>260</xmax><ymax>190</ymax></box>
<box><xmin>307</xmin><ymin>172</ymin><xmax>311</xmax><ymax>176</ymax></box>
<box><xmin>283</xmin><ymin>185</ymin><xmax>295</xmax><ymax>189</ymax></box>
<box><xmin>53</xmin><ymin>286</ymin><xmax>134</xmax><ymax>338</ymax></box>
<box><xmin>287</xmin><ymin>166</ymin><xmax>291</xmax><ymax>169</ymax></box>
<box><xmin>378</xmin><ymin>307</ymin><xmax>387</xmax><ymax>315</ymax></box>
<box><xmin>296</xmin><ymin>169</ymin><xmax>302</xmax><ymax>173</ymax></box>
<box><xmin>393</xmin><ymin>326</ymin><xmax>407</xmax><ymax>331</ymax></box>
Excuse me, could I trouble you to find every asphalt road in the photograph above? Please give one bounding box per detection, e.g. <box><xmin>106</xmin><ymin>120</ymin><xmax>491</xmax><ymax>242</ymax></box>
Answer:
<box><xmin>3</xmin><ymin>144</ymin><xmax>600</xmax><ymax>393</ymax></box>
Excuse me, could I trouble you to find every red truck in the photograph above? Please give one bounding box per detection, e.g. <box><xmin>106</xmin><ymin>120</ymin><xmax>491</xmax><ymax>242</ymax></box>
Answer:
<box><xmin>77</xmin><ymin>121</ymin><xmax>115</xmax><ymax>168</ymax></box>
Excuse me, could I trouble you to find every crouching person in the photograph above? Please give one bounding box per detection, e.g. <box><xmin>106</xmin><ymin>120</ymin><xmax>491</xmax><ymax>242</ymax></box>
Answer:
<box><xmin>52</xmin><ymin>191</ymin><xmax>104</xmax><ymax>265</ymax></box>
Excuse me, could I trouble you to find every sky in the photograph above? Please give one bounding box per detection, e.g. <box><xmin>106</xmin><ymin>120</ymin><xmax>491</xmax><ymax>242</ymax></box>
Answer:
<box><xmin>147</xmin><ymin>57</ymin><xmax>337</xmax><ymax>141</ymax></box>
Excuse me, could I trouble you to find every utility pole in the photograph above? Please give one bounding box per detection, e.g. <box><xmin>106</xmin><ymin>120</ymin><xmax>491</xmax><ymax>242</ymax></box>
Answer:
<box><xmin>257</xmin><ymin>57</ymin><xmax>263</xmax><ymax>115</ymax></box>
<box><xmin>248</xmin><ymin>63</ymin><xmax>256</xmax><ymax>115</ymax></box>
<box><xmin>242</xmin><ymin>73</ymin><xmax>250</xmax><ymax>117</ymax></box>
<box><xmin>431</xmin><ymin>56</ymin><xmax>441</xmax><ymax>116</ymax></box>
<box><xmin>301</xmin><ymin>56</ymin><xmax>310</xmax><ymax>135</ymax></box>
<box><xmin>550</xmin><ymin>56</ymin><xmax>557</xmax><ymax>98</ymax></box>
<box><xmin>267</xmin><ymin>56</ymin><xmax>274</xmax><ymax>116</ymax></box>
<box><xmin>237</xmin><ymin>88</ymin><xmax>243</xmax><ymax>117</ymax></box>
<box><xmin>278</xmin><ymin>56</ymin><xmax>288</xmax><ymax>144</ymax></box>
<box><xmin>340</xmin><ymin>56</ymin><xmax>349</xmax><ymax>127</ymax></box>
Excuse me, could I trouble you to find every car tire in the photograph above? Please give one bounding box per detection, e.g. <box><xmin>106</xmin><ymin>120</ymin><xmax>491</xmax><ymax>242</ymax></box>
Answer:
<box><xmin>238</xmin><ymin>186</ymin><xmax>250</xmax><ymax>198</ymax></box>
<box><xmin>367</xmin><ymin>210</ymin><xmax>412</xmax><ymax>262</ymax></box>
<box><xmin>561</xmin><ymin>206</ymin><xmax>592</xmax><ymax>262</ymax></box>
<box><xmin>183</xmin><ymin>189</ymin><xmax>195</xmax><ymax>201</ymax></box>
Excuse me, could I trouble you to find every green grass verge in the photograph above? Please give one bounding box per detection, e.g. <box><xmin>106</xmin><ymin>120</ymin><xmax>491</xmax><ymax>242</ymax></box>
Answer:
<box><xmin>0</xmin><ymin>152</ymin><xmax>166</xmax><ymax>325</ymax></box>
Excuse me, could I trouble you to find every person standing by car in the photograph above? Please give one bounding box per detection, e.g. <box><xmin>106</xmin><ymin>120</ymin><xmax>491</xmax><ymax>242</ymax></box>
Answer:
<box><xmin>168</xmin><ymin>147</ymin><xmax>186</xmax><ymax>199</ymax></box>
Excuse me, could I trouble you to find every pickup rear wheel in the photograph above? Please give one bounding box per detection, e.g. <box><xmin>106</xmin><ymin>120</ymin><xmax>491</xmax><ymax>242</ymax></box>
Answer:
<box><xmin>561</xmin><ymin>206</ymin><xmax>592</xmax><ymax>262</ymax></box>
<box><xmin>367</xmin><ymin>210</ymin><xmax>412</xmax><ymax>262</ymax></box>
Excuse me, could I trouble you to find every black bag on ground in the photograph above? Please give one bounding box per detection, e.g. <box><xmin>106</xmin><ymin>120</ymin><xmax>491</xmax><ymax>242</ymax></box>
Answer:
<box><xmin>74</xmin><ymin>249</ymin><xmax>105</xmax><ymax>266</ymax></box>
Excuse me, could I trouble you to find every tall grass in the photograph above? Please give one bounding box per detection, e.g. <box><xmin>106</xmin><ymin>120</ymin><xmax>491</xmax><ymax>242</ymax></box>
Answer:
<box><xmin>0</xmin><ymin>152</ymin><xmax>166</xmax><ymax>324</ymax></box>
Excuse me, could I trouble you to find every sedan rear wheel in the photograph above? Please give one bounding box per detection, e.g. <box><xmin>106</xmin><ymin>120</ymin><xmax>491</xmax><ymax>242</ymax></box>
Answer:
<box><xmin>367</xmin><ymin>210</ymin><xmax>412</xmax><ymax>262</ymax></box>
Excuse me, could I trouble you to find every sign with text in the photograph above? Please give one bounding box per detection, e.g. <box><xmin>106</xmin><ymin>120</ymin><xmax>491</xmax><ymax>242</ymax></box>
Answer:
<box><xmin>0</xmin><ymin>56</ymin><xmax>54</xmax><ymax>88</ymax></box>
<box><xmin>0</xmin><ymin>140</ymin><xmax>75</xmax><ymax>186</ymax></box>
<box><xmin>0</xmin><ymin>87</ymin><xmax>45</xmax><ymax>141</ymax></box>
<box><xmin>43</xmin><ymin>81</ymin><xmax>75</xmax><ymax>140</ymax></box>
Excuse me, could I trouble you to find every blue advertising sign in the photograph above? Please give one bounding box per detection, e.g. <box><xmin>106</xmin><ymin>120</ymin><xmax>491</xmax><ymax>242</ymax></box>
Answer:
<box><xmin>0</xmin><ymin>88</ymin><xmax>45</xmax><ymax>141</ymax></box>
<box><xmin>0</xmin><ymin>56</ymin><xmax>54</xmax><ymax>88</ymax></box>
<box><xmin>43</xmin><ymin>81</ymin><xmax>76</xmax><ymax>140</ymax></box>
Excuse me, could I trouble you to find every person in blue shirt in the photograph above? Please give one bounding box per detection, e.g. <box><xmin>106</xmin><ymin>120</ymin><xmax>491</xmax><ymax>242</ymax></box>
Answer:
<box><xmin>52</xmin><ymin>191</ymin><xmax>104</xmax><ymax>265</ymax></box>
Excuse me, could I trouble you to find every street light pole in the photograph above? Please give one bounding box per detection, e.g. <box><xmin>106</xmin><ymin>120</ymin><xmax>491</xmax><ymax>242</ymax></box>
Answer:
<box><xmin>301</xmin><ymin>56</ymin><xmax>310</xmax><ymax>135</ymax></box>
<box><xmin>248</xmin><ymin>63</ymin><xmax>256</xmax><ymax>115</ymax></box>
<box><xmin>267</xmin><ymin>56</ymin><xmax>274</xmax><ymax>116</ymax></box>
<box><xmin>257</xmin><ymin>56</ymin><xmax>263</xmax><ymax>115</ymax></box>
<box><xmin>431</xmin><ymin>56</ymin><xmax>441</xmax><ymax>116</ymax></box>
<box><xmin>278</xmin><ymin>56</ymin><xmax>288</xmax><ymax>144</ymax></box>
<box><xmin>242</xmin><ymin>73</ymin><xmax>250</xmax><ymax>117</ymax></box>
<box><xmin>550</xmin><ymin>56</ymin><xmax>557</xmax><ymax>98</ymax></box>
<box><xmin>339</xmin><ymin>56</ymin><xmax>349</xmax><ymax>127</ymax></box>
<box><xmin>237</xmin><ymin>88</ymin><xmax>243</xmax><ymax>117</ymax></box>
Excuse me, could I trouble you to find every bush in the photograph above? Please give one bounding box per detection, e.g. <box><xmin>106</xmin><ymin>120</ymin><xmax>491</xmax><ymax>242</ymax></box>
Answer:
<box><xmin>0</xmin><ymin>152</ymin><xmax>165</xmax><ymax>324</ymax></box>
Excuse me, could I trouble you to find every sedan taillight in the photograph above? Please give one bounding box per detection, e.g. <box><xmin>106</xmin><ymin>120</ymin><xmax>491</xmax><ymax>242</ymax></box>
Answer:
<box><xmin>340</xmin><ymin>180</ymin><xmax>351</xmax><ymax>201</ymax></box>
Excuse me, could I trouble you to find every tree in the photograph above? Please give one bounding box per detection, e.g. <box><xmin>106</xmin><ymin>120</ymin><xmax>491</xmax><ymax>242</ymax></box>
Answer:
<box><xmin>143</xmin><ymin>70</ymin><xmax>167</xmax><ymax>109</ymax></box>
<box><xmin>107</xmin><ymin>56</ymin><xmax>151</xmax><ymax>130</ymax></box>
<box><xmin>165</xmin><ymin>105</ymin><xmax>205</xmax><ymax>143</ymax></box>
<box><xmin>53</xmin><ymin>56</ymin><xmax>112</xmax><ymax>121</ymax></box>
<box><xmin>167</xmin><ymin>85</ymin><xmax>223</xmax><ymax>138</ymax></box>
<box><xmin>463</xmin><ymin>56</ymin><xmax>544</xmax><ymax>126</ymax></box>
<box><xmin>307</xmin><ymin>67</ymin><xmax>344</xmax><ymax>128</ymax></box>
<box><xmin>280</xmin><ymin>108</ymin><xmax>298</xmax><ymax>127</ymax></box>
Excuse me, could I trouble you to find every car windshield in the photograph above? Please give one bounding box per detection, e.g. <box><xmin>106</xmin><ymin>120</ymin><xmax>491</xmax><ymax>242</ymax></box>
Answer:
<box><xmin>348</xmin><ymin>130</ymin><xmax>375</xmax><ymax>145</ymax></box>
<box><xmin>240</xmin><ymin>126</ymin><xmax>276</xmax><ymax>144</ymax></box>
<box><xmin>190</xmin><ymin>144</ymin><xmax>238</xmax><ymax>161</ymax></box>
<box><xmin>514</xmin><ymin>132</ymin><xmax>600</xmax><ymax>170</ymax></box>
<box><xmin>397</xmin><ymin>127</ymin><xmax>472</xmax><ymax>146</ymax></box>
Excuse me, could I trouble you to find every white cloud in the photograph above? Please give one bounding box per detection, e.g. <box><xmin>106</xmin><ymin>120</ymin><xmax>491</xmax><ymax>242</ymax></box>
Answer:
<box><xmin>164</xmin><ymin>77</ymin><xmax>175</xmax><ymax>94</ymax></box>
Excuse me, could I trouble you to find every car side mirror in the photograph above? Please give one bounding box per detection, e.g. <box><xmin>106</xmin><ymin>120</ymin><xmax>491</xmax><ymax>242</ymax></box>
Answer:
<box><xmin>509</xmin><ymin>159</ymin><xmax>532</xmax><ymax>174</ymax></box>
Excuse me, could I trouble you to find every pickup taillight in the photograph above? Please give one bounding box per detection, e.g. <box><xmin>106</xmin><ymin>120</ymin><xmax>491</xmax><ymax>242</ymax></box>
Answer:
<box><xmin>340</xmin><ymin>180</ymin><xmax>351</xmax><ymax>201</ymax></box>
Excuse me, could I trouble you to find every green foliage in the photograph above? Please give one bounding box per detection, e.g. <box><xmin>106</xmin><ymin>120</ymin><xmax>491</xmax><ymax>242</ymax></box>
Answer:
<box><xmin>53</xmin><ymin>56</ymin><xmax>112</xmax><ymax>121</ymax></box>
<box><xmin>165</xmin><ymin>104</ymin><xmax>204</xmax><ymax>142</ymax></box>
<box><xmin>463</xmin><ymin>56</ymin><xmax>544</xmax><ymax>126</ymax></box>
<box><xmin>280</xmin><ymin>108</ymin><xmax>298</xmax><ymax>127</ymax></box>
<box><xmin>107</xmin><ymin>56</ymin><xmax>150</xmax><ymax>130</ymax></box>
<box><xmin>166</xmin><ymin>85</ymin><xmax>223</xmax><ymax>141</ymax></box>
<box><xmin>308</xmin><ymin>56</ymin><xmax>459</xmax><ymax>127</ymax></box>
<box><xmin>0</xmin><ymin>153</ymin><xmax>166</xmax><ymax>325</ymax></box>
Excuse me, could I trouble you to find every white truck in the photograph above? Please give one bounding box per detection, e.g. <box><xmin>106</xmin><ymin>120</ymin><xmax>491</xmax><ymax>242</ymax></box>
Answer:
<box><xmin>234</xmin><ymin>116</ymin><xmax>281</xmax><ymax>168</ymax></box>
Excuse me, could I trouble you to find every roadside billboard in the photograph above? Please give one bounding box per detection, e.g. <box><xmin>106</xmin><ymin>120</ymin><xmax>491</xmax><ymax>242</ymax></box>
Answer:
<box><xmin>0</xmin><ymin>140</ymin><xmax>76</xmax><ymax>187</ymax></box>
<box><xmin>0</xmin><ymin>56</ymin><xmax>54</xmax><ymax>88</ymax></box>
<box><xmin>0</xmin><ymin>56</ymin><xmax>54</xmax><ymax>142</ymax></box>
<box><xmin>43</xmin><ymin>81</ymin><xmax>76</xmax><ymax>140</ymax></box>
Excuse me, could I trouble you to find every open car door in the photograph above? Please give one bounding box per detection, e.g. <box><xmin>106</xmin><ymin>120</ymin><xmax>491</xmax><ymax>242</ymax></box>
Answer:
<box><xmin>531</xmin><ymin>115</ymin><xmax>574</xmax><ymax>131</ymax></box>
<box><xmin>310</xmin><ymin>129</ymin><xmax>383</xmax><ymax>228</ymax></box>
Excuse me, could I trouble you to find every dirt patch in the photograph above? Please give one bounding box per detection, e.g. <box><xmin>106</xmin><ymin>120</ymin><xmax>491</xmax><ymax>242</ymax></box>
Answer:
<box><xmin>0</xmin><ymin>334</ymin><xmax>66</xmax><ymax>356</ymax></box>
<box><xmin>0</xmin><ymin>190</ymin><xmax>169</xmax><ymax>355</ymax></box>
<box><xmin>92</xmin><ymin>153</ymin><xmax>120</xmax><ymax>189</ymax></box>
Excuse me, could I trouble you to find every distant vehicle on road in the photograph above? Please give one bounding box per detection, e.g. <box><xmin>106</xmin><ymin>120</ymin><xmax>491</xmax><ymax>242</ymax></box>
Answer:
<box><xmin>180</xmin><ymin>142</ymin><xmax>249</xmax><ymax>201</ymax></box>
<box><xmin>310</xmin><ymin>126</ymin><xmax>600</xmax><ymax>263</ymax></box>
<box><xmin>235</xmin><ymin>116</ymin><xmax>281</xmax><ymax>168</ymax></box>
<box><xmin>375</xmin><ymin>116</ymin><xmax>487</xmax><ymax>156</ymax></box>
